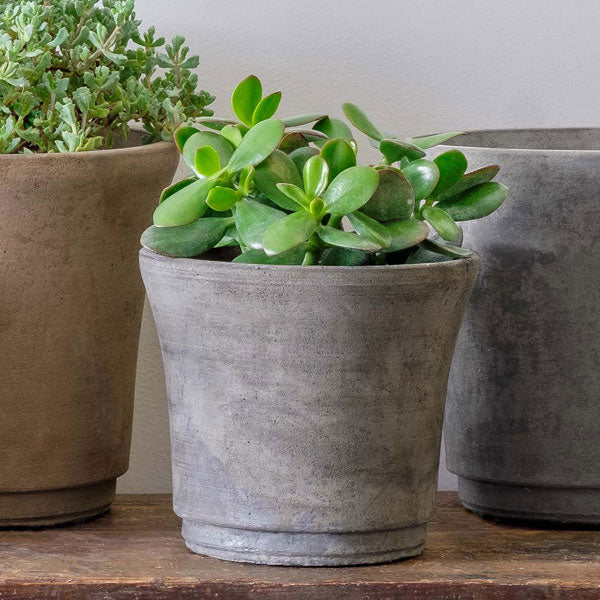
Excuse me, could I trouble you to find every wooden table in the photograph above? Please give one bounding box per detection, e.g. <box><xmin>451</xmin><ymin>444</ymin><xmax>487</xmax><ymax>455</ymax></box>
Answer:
<box><xmin>1</xmin><ymin>492</ymin><xmax>599</xmax><ymax>599</ymax></box>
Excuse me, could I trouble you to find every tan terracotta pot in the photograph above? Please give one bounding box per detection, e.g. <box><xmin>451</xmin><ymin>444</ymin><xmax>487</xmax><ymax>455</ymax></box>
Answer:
<box><xmin>0</xmin><ymin>133</ymin><xmax>178</xmax><ymax>527</ymax></box>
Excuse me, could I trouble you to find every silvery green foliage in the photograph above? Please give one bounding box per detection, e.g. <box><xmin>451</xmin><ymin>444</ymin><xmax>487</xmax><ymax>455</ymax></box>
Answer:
<box><xmin>0</xmin><ymin>0</ymin><xmax>214</xmax><ymax>153</ymax></box>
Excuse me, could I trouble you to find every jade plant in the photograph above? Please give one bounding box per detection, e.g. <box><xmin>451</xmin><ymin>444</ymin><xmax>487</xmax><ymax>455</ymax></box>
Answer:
<box><xmin>0</xmin><ymin>0</ymin><xmax>214</xmax><ymax>153</ymax></box>
<box><xmin>141</xmin><ymin>75</ymin><xmax>507</xmax><ymax>266</ymax></box>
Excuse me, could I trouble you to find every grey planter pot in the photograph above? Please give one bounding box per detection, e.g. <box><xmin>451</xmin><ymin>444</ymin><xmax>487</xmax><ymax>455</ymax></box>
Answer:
<box><xmin>140</xmin><ymin>248</ymin><xmax>478</xmax><ymax>566</ymax></box>
<box><xmin>436</xmin><ymin>129</ymin><xmax>600</xmax><ymax>523</ymax></box>
<box><xmin>0</xmin><ymin>134</ymin><xmax>178</xmax><ymax>527</ymax></box>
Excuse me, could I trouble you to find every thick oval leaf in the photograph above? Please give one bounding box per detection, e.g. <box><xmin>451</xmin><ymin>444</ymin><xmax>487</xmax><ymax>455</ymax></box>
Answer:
<box><xmin>341</xmin><ymin>103</ymin><xmax>383</xmax><ymax>141</ymax></box>
<box><xmin>317</xmin><ymin>225</ymin><xmax>382</xmax><ymax>251</ymax></box>
<box><xmin>347</xmin><ymin>211</ymin><xmax>391</xmax><ymax>248</ymax></box>
<box><xmin>278</xmin><ymin>131</ymin><xmax>309</xmax><ymax>153</ymax></box>
<box><xmin>233</xmin><ymin>245</ymin><xmax>307</xmax><ymax>265</ymax></box>
<box><xmin>422</xmin><ymin>206</ymin><xmax>460</xmax><ymax>242</ymax></box>
<box><xmin>320</xmin><ymin>138</ymin><xmax>356</xmax><ymax>182</ymax></box>
<box><xmin>435</xmin><ymin>182</ymin><xmax>507</xmax><ymax>221</ymax></box>
<box><xmin>206</xmin><ymin>186</ymin><xmax>239</xmax><ymax>211</ymax></box>
<box><xmin>402</xmin><ymin>159</ymin><xmax>440</xmax><ymax>200</ymax></box>
<box><xmin>288</xmin><ymin>146</ymin><xmax>319</xmax><ymax>172</ymax></box>
<box><xmin>220</xmin><ymin>124</ymin><xmax>243</xmax><ymax>147</ymax></box>
<box><xmin>313</xmin><ymin>117</ymin><xmax>353</xmax><ymax>148</ymax></box>
<box><xmin>409</xmin><ymin>131</ymin><xmax>464</xmax><ymax>149</ymax></box>
<box><xmin>153</xmin><ymin>177</ymin><xmax>215</xmax><ymax>226</ymax></box>
<box><xmin>323</xmin><ymin>166</ymin><xmax>379</xmax><ymax>215</ymax></box>
<box><xmin>431</xmin><ymin>150</ymin><xmax>468</xmax><ymax>198</ymax></box>
<box><xmin>436</xmin><ymin>165</ymin><xmax>500</xmax><ymax>200</ymax></box>
<box><xmin>283</xmin><ymin>114</ymin><xmax>328</xmax><ymax>127</ymax></box>
<box><xmin>383</xmin><ymin>219</ymin><xmax>429</xmax><ymax>253</ymax></box>
<box><xmin>182</xmin><ymin>131</ymin><xmax>234</xmax><ymax>177</ymax></box>
<box><xmin>159</xmin><ymin>177</ymin><xmax>196</xmax><ymax>204</ymax></box>
<box><xmin>227</xmin><ymin>118</ymin><xmax>284</xmax><ymax>172</ymax></box>
<box><xmin>380</xmin><ymin>138</ymin><xmax>426</xmax><ymax>163</ymax></box>
<box><xmin>141</xmin><ymin>218</ymin><xmax>231</xmax><ymax>258</ymax></box>
<box><xmin>235</xmin><ymin>199</ymin><xmax>287</xmax><ymax>249</ymax></box>
<box><xmin>303</xmin><ymin>155</ymin><xmax>329</xmax><ymax>199</ymax></box>
<box><xmin>252</xmin><ymin>91</ymin><xmax>282</xmax><ymax>124</ymax></box>
<box><xmin>420</xmin><ymin>238</ymin><xmax>473</xmax><ymax>258</ymax></box>
<box><xmin>276</xmin><ymin>183</ymin><xmax>309</xmax><ymax>210</ymax></box>
<box><xmin>231</xmin><ymin>74</ymin><xmax>262</xmax><ymax>126</ymax></box>
<box><xmin>194</xmin><ymin>145</ymin><xmax>221</xmax><ymax>177</ymax></box>
<box><xmin>361</xmin><ymin>168</ymin><xmax>414</xmax><ymax>221</ymax></box>
<box><xmin>253</xmin><ymin>149</ymin><xmax>303</xmax><ymax>210</ymax></box>
<box><xmin>174</xmin><ymin>126</ymin><xmax>198</xmax><ymax>152</ymax></box>
<box><xmin>320</xmin><ymin>247</ymin><xmax>371</xmax><ymax>266</ymax></box>
<box><xmin>197</xmin><ymin>117</ymin><xmax>239</xmax><ymax>131</ymax></box>
<box><xmin>263</xmin><ymin>211</ymin><xmax>317</xmax><ymax>256</ymax></box>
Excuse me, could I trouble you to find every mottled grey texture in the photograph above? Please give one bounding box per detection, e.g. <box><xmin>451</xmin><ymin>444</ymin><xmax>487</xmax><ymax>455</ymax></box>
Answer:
<box><xmin>140</xmin><ymin>249</ymin><xmax>478</xmax><ymax>565</ymax></box>
<box><xmin>435</xmin><ymin>129</ymin><xmax>600</xmax><ymax>523</ymax></box>
<box><xmin>0</xmin><ymin>134</ymin><xmax>178</xmax><ymax>527</ymax></box>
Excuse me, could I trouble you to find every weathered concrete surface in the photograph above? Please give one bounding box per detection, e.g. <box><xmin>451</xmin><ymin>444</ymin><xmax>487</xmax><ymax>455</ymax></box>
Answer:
<box><xmin>0</xmin><ymin>134</ymin><xmax>178</xmax><ymax>526</ymax></box>
<box><xmin>436</xmin><ymin>129</ymin><xmax>600</xmax><ymax>523</ymax></box>
<box><xmin>140</xmin><ymin>249</ymin><xmax>478</xmax><ymax>565</ymax></box>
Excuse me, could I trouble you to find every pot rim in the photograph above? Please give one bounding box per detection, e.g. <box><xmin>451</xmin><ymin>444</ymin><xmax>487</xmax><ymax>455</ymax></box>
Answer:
<box><xmin>139</xmin><ymin>247</ymin><xmax>479</xmax><ymax>275</ymax></box>
<box><xmin>439</xmin><ymin>127</ymin><xmax>600</xmax><ymax>154</ymax></box>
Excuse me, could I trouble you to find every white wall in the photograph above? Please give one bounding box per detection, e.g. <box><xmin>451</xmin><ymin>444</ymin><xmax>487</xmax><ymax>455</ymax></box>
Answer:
<box><xmin>117</xmin><ymin>0</ymin><xmax>600</xmax><ymax>493</ymax></box>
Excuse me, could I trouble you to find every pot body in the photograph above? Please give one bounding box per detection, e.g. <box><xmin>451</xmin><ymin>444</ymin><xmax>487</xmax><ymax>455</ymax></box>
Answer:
<box><xmin>436</xmin><ymin>129</ymin><xmax>600</xmax><ymax>523</ymax></box>
<box><xmin>140</xmin><ymin>249</ymin><xmax>478</xmax><ymax>565</ymax></box>
<box><xmin>0</xmin><ymin>135</ymin><xmax>178</xmax><ymax>526</ymax></box>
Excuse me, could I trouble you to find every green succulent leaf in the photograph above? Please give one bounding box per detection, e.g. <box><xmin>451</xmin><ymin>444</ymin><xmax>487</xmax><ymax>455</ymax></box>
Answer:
<box><xmin>174</xmin><ymin>126</ymin><xmax>198</xmax><ymax>153</ymax></box>
<box><xmin>231</xmin><ymin>75</ymin><xmax>263</xmax><ymax>126</ymax></box>
<box><xmin>235</xmin><ymin>199</ymin><xmax>287</xmax><ymax>249</ymax></box>
<box><xmin>435</xmin><ymin>182</ymin><xmax>508</xmax><ymax>221</ymax></box>
<box><xmin>303</xmin><ymin>155</ymin><xmax>329</xmax><ymax>199</ymax></box>
<box><xmin>252</xmin><ymin>91</ymin><xmax>282</xmax><ymax>124</ymax></box>
<box><xmin>227</xmin><ymin>118</ymin><xmax>284</xmax><ymax>172</ymax></box>
<box><xmin>263</xmin><ymin>211</ymin><xmax>318</xmax><ymax>256</ymax></box>
<box><xmin>206</xmin><ymin>186</ymin><xmax>239</xmax><ymax>211</ymax></box>
<box><xmin>379</xmin><ymin>138</ymin><xmax>426</xmax><ymax>163</ymax></box>
<box><xmin>141</xmin><ymin>218</ymin><xmax>230</xmax><ymax>258</ymax></box>
<box><xmin>232</xmin><ymin>245</ymin><xmax>307</xmax><ymax>265</ymax></box>
<box><xmin>276</xmin><ymin>183</ymin><xmax>310</xmax><ymax>210</ymax></box>
<box><xmin>341</xmin><ymin>103</ymin><xmax>383</xmax><ymax>141</ymax></box>
<box><xmin>313</xmin><ymin>117</ymin><xmax>353</xmax><ymax>148</ymax></box>
<box><xmin>361</xmin><ymin>168</ymin><xmax>414</xmax><ymax>221</ymax></box>
<box><xmin>159</xmin><ymin>178</ymin><xmax>196</xmax><ymax>204</ymax></box>
<box><xmin>383</xmin><ymin>219</ymin><xmax>430</xmax><ymax>253</ymax></box>
<box><xmin>432</xmin><ymin>150</ymin><xmax>468</xmax><ymax>198</ymax></box>
<box><xmin>183</xmin><ymin>131</ymin><xmax>234</xmax><ymax>177</ymax></box>
<box><xmin>288</xmin><ymin>146</ymin><xmax>319</xmax><ymax>172</ymax></box>
<box><xmin>420</xmin><ymin>238</ymin><xmax>474</xmax><ymax>258</ymax></box>
<box><xmin>422</xmin><ymin>206</ymin><xmax>460</xmax><ymax>241</ymax></box>
<box><xmin>402</xmin><ymin>159</ymin><xmax>440</xmax><ymax>201</ymax></box>
<box><xmin>320</xmin><ymin>138</ymin><xmax>356</xmax><ymax>182</ymax></box>
<box><xmin>436</xmin><ymin>165</ymin><xmax>501</xmax><ymax>200</ymax></box>
<box><xmin>197</xmin><ymin>117</ymin><xmax>239</xmax><ymax>131</ymax></box>
<box><xmin>283</xmin><ymin>114</ymin><xmax>328</xmax><ymax>127</ymax></box>
<box><xmin>194</xmin><ymin>145</ymin><xmax>222</xmax><ymax>177</ymax></box>
<box><xmin>320</xmin><ymin>247</ymin><xmax>371</xmax><ymax>266</ymax></box>
<box><xmin>253</xmin><ymin>149</ymin><xmax>303</xmax><ymax>210</ymax></box>
<box><xmin>317</xmin><ymin>225</ymin><xmax>382</xmax><ymax>251</ymax></box>
<box><xmin>409</xmin><ymin>131</ymin><xmax>464</xmax><ymax>149</ymax></box>
<box><xmin>220</xmin><ymin>124</ymin><xmax>243</xmax><ymax>148</ymax></box>
<box><xmin>323</xmin><ymin>166</ymin><xmax>379</xmax><ymax>215</ymax></box>
<box><xmin>348</xmin><ymin>211</ymin><xmax>392</xmax><ymax>248</ymax></box>
<box><xmin>153</xmin><ymin>177</ymin><xmax>215</xmax><ymax>227</ymax></box>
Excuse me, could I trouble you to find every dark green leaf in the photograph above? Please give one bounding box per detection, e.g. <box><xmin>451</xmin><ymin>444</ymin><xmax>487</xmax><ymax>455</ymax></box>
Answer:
<box><xmin>159</xmin><ymin>178</ymin><xmax>196</xmax><ymax>204</ymax></box>
<box><xmin>288</xmin><ymin>146</ymin><xmax>319</xmax><ymax>172</ymax></box>
<box><xmin>348</xmin><ymin>211</ymin><xmax>392</xmax><ymax>248</ymax></box>
<box><xmin>254</xmin><ymin>149</ymin><xmax>303</xmax><ymax>210</ymax></box>
<box><xmin>436</xmin><ymin>165</ymin><xmax>500</xmax><ymax>200</ymax></box>
<box><xmin>235</xmin><ymin>199</ymin><xmax>287</xmax><ymax>249</ymax></box>
<box><xmin>383</xmin><ymin>219</ymin><xmax>429</xmax><ymax>253</ymax></box>
<box><xmin>206</xmin><ymin>186</ymin><xmax>239</xmax><ymax>211</ymax></box>
<box><xmin>252</xmin><ymin>91</ymin><xmax>282</xmax><ymax>124</ymax></box>
<box><xmin>174</xmin><ymin>126</ymin><xmax>198</xmax><ymax>152</ymax></box>
<box><xmin>317</xmin><ymin>225</ymin><xmax>382</xmax><ymax>251</ymax></box>
<box><xmin>303</xmin><ymin>155</ymin><xmax>329</xmax><ymax>199</ymax></box>
<box><xmin>197</xmin><ymin>117</ymin><xmax>239</xmax><ymax>131</ymax></box>
<box><xmin>341</xmin><ymin>103</ymin><xmax>383</xmax><ymax>140</ymax></box>
<box><xmin>183</xmin><ymin>131</ymin><xmax>234</xmax><ymax>177</ymax></box>
<box><xmin>320</xmin><ymin>138</ymin><xmax>356</xmax><ymax>182</ymax></box>
<box><xmin>323</xmin><ymin>166</ymin><xmax>379</xmax><ymax>215</ymax></box>
<box><xmin>435</xmin><ymin>182</ymin><xmax>507</xmax><ymax>221</ymax></box>
<box><xmin>231</xmin><ymin>75</ymin><xmax>262</xmax><ymax>126</ymax></box>
<box><xmin>283</xmin><ymin>114</ymin><xmax>328</xmax><ymax>127</ymax></box>
<box><xmin>153</xmin><ymin>177</ymin><xmax>215</xmax><ymax>226</ymax></box>
<box><xmin>361</xmin><ymin>168</ymin><xmax>414</xmax><ymax>221</ymax></box>
<box><xmin>422</xmin><ymin>206</ymin><xmax>460</xmax><ymax>241</ymax></box>
<box><xmin>141</xmin><ymin>218</ymin><xmax>230</xmax><ymax>258</ymax></box>
<box><xmin>420</xmin><ymin>238</ymin><xmax>474</xmax><ymax>258</ymax></box>
<box><xmin>263</xmin><ymin>211</ymin><xmax>317</xmax><ymax>255</ymax></box>
<box><xmin>227</xmin><ymin>118</ymin><xmax>284</xmax><ymax>172</ymax></box>
<box><xmin>278</xmin><ymin>131</ymin><xmax>309</xmax><ymax>153</ymax></box>
<box><xmin>409</xmin><ymin>131</ymin><xmax>464</xmax><ymax>149</ymax></box>
<box><xmin>232</xmin><ymin>245</ymin><xmax>307</xmax><ymax>265</ymax></box>
<box><xmin>380</xmin><ymin>138</ymin><xmax>426</xmax><ymax>163</ymax></box>
<box><xmin>402</xmin><ymin>159</ymin><xmax>440</xmax><ymax>200</ymax></box>
<box><xmin>320</xmin><ymin>247</ymin><xmax>371</xmax><ymax>266</ymax></box>
<box><xmin>431</xmin><ymin>150</ymin><xmax>468</xmax><ymax>198</ymax></box>
<box><xmin>313</xmin><ymin>117</ymin><xmax>353</xmax><ymax>148</ymax></box>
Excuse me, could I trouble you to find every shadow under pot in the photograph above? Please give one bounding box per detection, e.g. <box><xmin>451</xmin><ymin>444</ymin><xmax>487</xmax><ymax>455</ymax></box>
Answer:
<box><xmin>140</xmin><ymin>248</ymin><xmax>478</xmax><ymax>566</ymax></box>
<box><xmin>433</xmin><ymin>129</ymin><xmax>600</xmax><ymax>524</ymax></box>
<box><xmin>0</xmin><ymin>134</ymin><xmax>178</xmax><ymax>527</ymax></box>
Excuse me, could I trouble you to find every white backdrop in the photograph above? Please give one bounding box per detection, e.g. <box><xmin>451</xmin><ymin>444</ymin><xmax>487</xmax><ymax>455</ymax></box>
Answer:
<box><xmin>118</xmin><ymin>0</ymin><xmax>600</xmax><ymax>492</ymax></box>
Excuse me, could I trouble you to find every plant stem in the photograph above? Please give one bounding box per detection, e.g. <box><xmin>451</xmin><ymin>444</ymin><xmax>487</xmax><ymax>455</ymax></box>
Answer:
<box><xmin>302</xmin><ymin>249</ymin><xmax>316</xmax><ymax>266</ymax></box>
<box><xmin>327</xmin><ymin>214</ymin><xmax>342</xmax><ymax>229</ymax></box>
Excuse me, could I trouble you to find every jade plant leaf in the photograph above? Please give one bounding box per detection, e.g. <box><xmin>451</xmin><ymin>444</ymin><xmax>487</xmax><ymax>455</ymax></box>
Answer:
<box><xmin>341</xmin><ymin>103</ymin><xmax>383</xmax><ymax>141</ymax></box>
<box><xmin>263</xmin><ymin>211</ymin><xmax>317</xmax><ymax>255</ymax></box>
<box><xmin>197</xmin><ymin>117</ymin><xmax>239</xmax><ymax>131</ymax></box>
<box><xmin>206</xmin><ymin>186</ymin><xmax>239</xmax><ymax>211</ymax></box>
<box><xmin>174</xmin><ymin>126</ymin><xmax>198</xmax><ymax>152</ymax></box>
<box><xmin>383</xmin><ymin>219</ymin><xmax>430</xmax><ymax>253</ymax></box>
<box><xmin>182</xmin><ymin>131</ymin><xmax>234</xmax><ymax>177</ymax></box>
<box><xmin>141</xmin><ymin>218</ymin><xmax>231</xmax><ymax>258</ymax></box>
<box><xmin>283</xmin><ymin>114</ymin><xmax>328</xmax><ymax>127</ymax></box>
<box><xmin>431</xmin><ymin>150</ymin><xmax>468</xmax><ymax>198</ymax></box>
<box><xmin>276</xmin><ymin>183</ymin><xmax>310</xmax><ymax>210</ymax></box>
<box><xmin>420</xmin><ymin>238</ymin><xmax>474</xmax><ymax>258</ymax></box>
<box><xmin>153</xmin><ymin>177</ymin><xmax>215</xmax><ymax>227</ymax></box>
<box><xmin>159</xmin><ymin>178</ymin><xmax>196</xmax><ymax>204</ymax></box>
<box><xmin>303</xmin><ymin>155</ymin><xmax>329</xmax><ymax>199</ymax></box>
<box><xmin>220</xmin><ymin>124</ymin><xmax>243</xmax><ymax>147</ymax></box>
<box><xmin>227</xmin><ymin>118</ymin><xmax>285</xmax><ymax>172</ymax></box>
<box><xmin>194</xmin><ymin>145</ymin><xmax>221</xmax><ymax>177</ymax></box>
<box><xmin>288</xmin><ymin>146</ymin><xmax>319</xmax><ymax>172</ymax></box>
<box><xmin>317</xmin><ymin>225</ymin><xmax>382</xmax><ymax>251</ymax></box>
<box><xmin>252</xmin><ymin>91</ymin><xmax>282</xmax><ymax>124</ymax></box>
<box><xmin>380</xmin><ymin>138</ymin><xmax>426</xmax><ymax>163</ymax></box>
<box><xmin>422</xmin><ymin>206</ymin><xmax>460</xmax><ymax>242</ymax></box>
<box><xmin>402</xmin><ymin>159</ymin><xmax>440</xmax><ymax>201</ymax></box>
<box><xmin>436</xmin><ymin>165</ymin><xmax>500</xmax><ymax>200</ymax></box>
<box><xmin>321</xmin><ymin>138</ymin><xmax>356</xmax><ymax>182</ymax></box>
<box><xmin>231</xmin><ymin>74</ymin><xmax>262</xmax><ymax>126</ymax></box>
<box><xmin>435</xmin><ymin>182</ymin><xmax>508</xmax><ymax>221</ymax></box>
<box><xmin>320</xmin><ymin>247</ymin><xmax>371</xmax><ymax>266</ymax></box>
<box><xmin>235</xmin><ymin>199</ymin><xmax>287</xmax><ymax>249</ymax></box>
<box><xmin>361</xmin><ymin>168</ymin><xmax>414</xmax><ymax>221</ymax></box>
<box><xmin>347</xmin><ymin>211</ymin><xmax>392</xmax><ymax>248</ymax></box>
<box><xmin>313</xmin><ymin>117</ymin><xmax>353</xmax><ymax>148</ymax></box>
<box><xmin>409</xmin><ymin>131</ymin><xmax>464</xmax><ymax>149</ymax></box>
<box><xmin>232</xmin><ymin>245</ymin><xmax>307</xmax><ymax>265</ymax></box>
<box><xmin>254</xmin><ymin>150</ymin><xmax>303</xmax><ymax>211</ymax></box>
<box><xmin>322</xmin><ymin>166</ymin><xmax>379</xmax><ymax>215</ymax></box>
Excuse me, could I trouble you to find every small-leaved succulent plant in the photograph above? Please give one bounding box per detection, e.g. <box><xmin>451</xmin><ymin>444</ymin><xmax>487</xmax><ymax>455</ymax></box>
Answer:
<box><xmin>0</xmin><ymin>0</ymin><xmax>214</xmax><ymax>153</ymax></box>
<box><xmin>141</xmin><ymin>75</ymin><xmax>507</xmax><ymax>266</ymax></box>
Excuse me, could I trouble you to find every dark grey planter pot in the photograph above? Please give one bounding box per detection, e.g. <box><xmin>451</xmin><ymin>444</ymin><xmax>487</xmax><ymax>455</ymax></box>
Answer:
<box><xmin>436</xmin><ymin>129</ymin><xmax>600</xmax><ymax>524</ymax></box>
<box><xmin>140</xmin><ymin>248</ymin><xmax>478</xmax><ymax>566</ymax></box>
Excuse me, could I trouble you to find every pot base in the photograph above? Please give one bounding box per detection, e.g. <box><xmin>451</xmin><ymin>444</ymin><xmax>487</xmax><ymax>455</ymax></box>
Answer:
<box><xmin>0</xmin><ymin>478</ymin><xmax>116</xmax><ymax>528</ymax></box>
<box><xmin>182</xmin><ymin>519</ymin><xmax>426</xmax><ymax>566</ymax></box>
<box><xmin>459</xmin><ymin>477</ymin><xmax>600</xmax><ymax>525</ymax></box>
